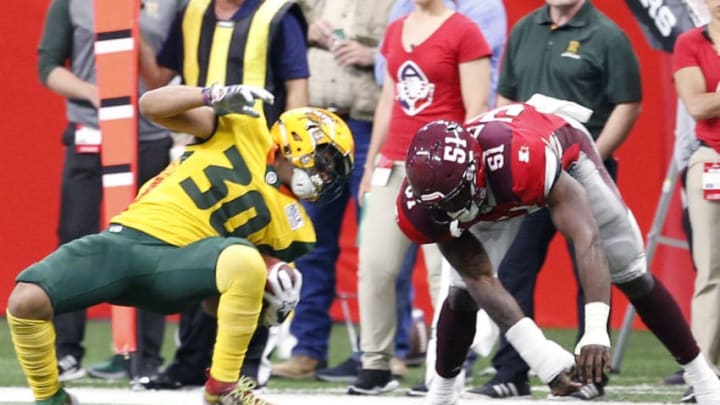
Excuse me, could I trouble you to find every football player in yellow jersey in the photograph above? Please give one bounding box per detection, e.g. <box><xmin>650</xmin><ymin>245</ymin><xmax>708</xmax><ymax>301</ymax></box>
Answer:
<box><xmin>6</xmin><ymin>83</ymin><xmax>354</xmax><ymax>405</ymax></box>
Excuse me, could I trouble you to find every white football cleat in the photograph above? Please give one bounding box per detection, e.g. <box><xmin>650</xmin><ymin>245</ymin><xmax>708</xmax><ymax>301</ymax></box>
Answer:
<box><xmin>691</xmin><ymin>376</ymin><xmax>720</xmax><ymax>404</ymax></box>
<box><xmin>683</xmin><ymin>353</ymin><xmax>720</xmax><ymax>404</ymax></box>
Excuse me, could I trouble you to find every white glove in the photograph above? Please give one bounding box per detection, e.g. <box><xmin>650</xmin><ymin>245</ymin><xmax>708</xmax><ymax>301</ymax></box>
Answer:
<box><xmin>202</xmin><ymin>83</ymin><xmax>275</xmax><ymax>117</ymax></box>
<box><xmin>261</xmin><ymin>262</ymin><xmax>302</xmax><ymax>326</ymax></box>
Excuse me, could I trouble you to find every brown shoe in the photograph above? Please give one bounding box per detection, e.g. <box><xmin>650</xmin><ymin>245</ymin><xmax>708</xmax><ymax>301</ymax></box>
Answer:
<box><xmin>271</xmin><ymin>355</ymin><xmax>320</xmax><ymax>379</ymax></box>
<box><xmin>390</xmin><ymin>357</ymin><xmax>408</xmax><ymax>380</ymax></box>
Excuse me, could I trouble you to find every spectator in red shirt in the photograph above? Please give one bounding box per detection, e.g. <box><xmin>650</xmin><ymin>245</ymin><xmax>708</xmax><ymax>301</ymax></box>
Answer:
<box><xmin>347</xmin><ymin>0</ymin><xmax>491</xmax><ymax>395</ymax></box>
<box><xmin>672</xmin><ymin>5</ymin><xmax>720</xmax><ymax>400</ymax></box>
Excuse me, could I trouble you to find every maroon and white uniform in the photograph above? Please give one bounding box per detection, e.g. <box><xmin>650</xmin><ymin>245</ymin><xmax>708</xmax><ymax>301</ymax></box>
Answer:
<box><xmin>397</xmin><ymin>104</ymin><xmax>646</xmax><ymax>283</ymax></box>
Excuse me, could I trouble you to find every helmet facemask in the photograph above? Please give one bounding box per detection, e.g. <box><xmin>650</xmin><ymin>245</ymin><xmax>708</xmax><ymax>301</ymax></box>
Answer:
<box><xmin>434</xmin><ymin>161</ymin><xmax>484</xmax><ymax>222</ymax></box>
<box><xmin>290</xmin><ymin>143</ymin><xmax>352</xmax><ymax>204</ymax></box>
<box><xmin>415</xmin><ymin>158</ymin><xmax>485</xmax><ymax>224</ymax></box>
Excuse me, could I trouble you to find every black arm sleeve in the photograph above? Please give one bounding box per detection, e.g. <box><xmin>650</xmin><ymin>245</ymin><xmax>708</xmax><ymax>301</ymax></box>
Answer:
<box><xmin>37</xmin><ymin>0</ymin><xmax>73</xmax><ymax>85</ymax></box>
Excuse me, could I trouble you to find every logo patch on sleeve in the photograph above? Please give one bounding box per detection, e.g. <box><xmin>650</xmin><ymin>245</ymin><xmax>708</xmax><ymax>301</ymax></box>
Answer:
<box><xmin>518</xmin><ymin>145</ymin><xmax>530</xmax><ymax>163</ymax></box>
<box><xmin>285</xmin><ymin>203</ymin><xmax>304</xmax><ymax>230</ymax></box>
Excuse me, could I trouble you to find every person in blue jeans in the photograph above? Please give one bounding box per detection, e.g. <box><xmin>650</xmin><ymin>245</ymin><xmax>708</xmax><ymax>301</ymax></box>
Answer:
<box><xmin>286</xmin><ymin>121</ymin><xmax>415</xmax><ymax>380</ymax></box>
<box><xmin>270</xmin><ymin>0</ymin><xmax>412</xmax><ymax>382</ymax></box>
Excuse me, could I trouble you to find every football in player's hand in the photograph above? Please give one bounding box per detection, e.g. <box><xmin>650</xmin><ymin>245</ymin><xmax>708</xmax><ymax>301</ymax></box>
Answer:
<box><xmin>262</xmin><ymin>255</ymin><xmax>298</xmax><ymax>293</ymax></box>
<box><xmin>260</xmin><ymin>255</ymin><xmax>302</xmax><ymax>326</ymax></box>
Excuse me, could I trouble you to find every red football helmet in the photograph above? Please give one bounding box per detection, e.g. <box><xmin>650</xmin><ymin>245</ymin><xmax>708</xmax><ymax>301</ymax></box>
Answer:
<box><xmin>405</xmin><ymin>120</ymin><xmax>486</xmax><ymax>221</ymax></box>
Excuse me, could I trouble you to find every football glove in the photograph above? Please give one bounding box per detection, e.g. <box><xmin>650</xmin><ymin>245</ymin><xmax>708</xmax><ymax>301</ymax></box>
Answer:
<box><xmin>261</xmin><ymin>261</ymin><xmax>302</xmax><ymax>327</ymax></box>
<box><xmin>202</xmin><ymin>83</ymin><xmax>275</xmax><ymax>117</ymax></box>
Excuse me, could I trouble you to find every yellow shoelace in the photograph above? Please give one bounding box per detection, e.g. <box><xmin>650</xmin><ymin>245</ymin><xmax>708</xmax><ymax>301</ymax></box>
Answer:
<box><xmin>226</xmin><ymin>376</ymin><xmax>271</xmax><ymax>405</ymax></box>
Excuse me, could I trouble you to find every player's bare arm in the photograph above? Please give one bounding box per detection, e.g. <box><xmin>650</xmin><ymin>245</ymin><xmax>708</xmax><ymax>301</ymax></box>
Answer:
<box><xmin>139</xmin><ymin>85</ymin><xmax>218</xmax><ymax>138</ymax></box>
<box><xmin>140</xmin><ymin>84</ymin><xmax>275</xmax><ymax>139</ymax></box>
<box><xmin>547</xmin><ymin>171</ymin><xmax>612</xmax><ymax>384</ymax></box>
<box><xmin>437</xmin><ymin>232</ymin><xmax>580</xmax><ymax>396</ymax></box>
<box><xmin>437</xmin><ymin>232</ymin><xmax>523</xmax><ymax>331</ymax></box>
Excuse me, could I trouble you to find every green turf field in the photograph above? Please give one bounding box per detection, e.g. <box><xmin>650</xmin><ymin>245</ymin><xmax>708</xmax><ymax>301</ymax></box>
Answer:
<box><xmin>0</xmin><ymin>318</ymin><xmax>689</xmax><ymax>402</ymax></box>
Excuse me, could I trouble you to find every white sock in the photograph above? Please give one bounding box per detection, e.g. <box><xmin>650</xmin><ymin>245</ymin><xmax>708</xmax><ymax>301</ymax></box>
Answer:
<box><xmin>426</xmin><ymin>371</ymin><xmax>463</xmax><ymax>405</ymax></box>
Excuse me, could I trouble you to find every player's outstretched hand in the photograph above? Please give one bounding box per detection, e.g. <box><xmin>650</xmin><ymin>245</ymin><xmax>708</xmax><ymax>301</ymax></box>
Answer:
<box><xmin>575</xmin><ymin>344</ymin><xmax>610</xmax><ymax>384</ymax></box>
<box><xmin>548</xmin><ymin>370</ymin><xmax>581</xmax><ymax>397</ymax></box>
<box><xmin>202</xmin><ymin>83</ymin><xmax>275</xmax><ymax>117</ymax></box>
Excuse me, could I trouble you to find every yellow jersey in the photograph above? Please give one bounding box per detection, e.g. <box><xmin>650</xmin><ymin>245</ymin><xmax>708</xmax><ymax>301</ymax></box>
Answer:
<box><xmin>112</xmin><ymin>115</ymin><xmax>315</xmax><ymax>262</ymax></box>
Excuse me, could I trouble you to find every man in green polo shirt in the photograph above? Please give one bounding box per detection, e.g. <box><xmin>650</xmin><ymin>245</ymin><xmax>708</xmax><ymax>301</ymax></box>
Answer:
<box><xmin>469</xmin><ymin>0</ymin><xmax>642</xmax><ymax>400</ymax></box>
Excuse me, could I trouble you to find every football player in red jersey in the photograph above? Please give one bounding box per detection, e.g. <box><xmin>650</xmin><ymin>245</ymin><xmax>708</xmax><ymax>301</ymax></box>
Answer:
<box><xmin>396</xmin><ymin>103</ymin><xmax>720</xmax><ymax>404</ymax></box>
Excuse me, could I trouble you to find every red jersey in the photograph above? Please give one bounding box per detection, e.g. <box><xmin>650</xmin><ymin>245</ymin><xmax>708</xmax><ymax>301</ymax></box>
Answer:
<box><xmin>397</xmin><ymin>104</ymin><xmax>602</xmax><ymax>244</ymax></box>
<box><xmin>380</xmin><ymin>12</ymin><xmax>491</xmax><ymax>161</ymax></box>
<box><xmin>672</xmin><ymin>27</ymin><xmax>720</xmax><ymax>151</ymax></box>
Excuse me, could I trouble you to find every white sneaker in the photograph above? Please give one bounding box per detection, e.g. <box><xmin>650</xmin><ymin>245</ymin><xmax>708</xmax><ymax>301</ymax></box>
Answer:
<box><xmin>692</xmin><ymin>376</ymin><xmax>720</xmax><ymax>404</ymax></box>
<box><xmin>684</xmin><ymin>354</ymin><xmax>720</xmax><ymax>404</ymax></box>
<box><xmin>424</xmin><ymin>370</ymin><xmax>465</xmax><ymax>405</ymax></box>
<box><xmin>58</xmin><ymin>355</ymin><xmax>86</xmax><ymax>382</ymax></box>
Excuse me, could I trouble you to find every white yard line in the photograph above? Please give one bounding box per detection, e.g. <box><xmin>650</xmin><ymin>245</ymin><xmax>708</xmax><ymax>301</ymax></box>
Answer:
<box><xmin>0</xmin><ymin>386</ymin><xmax>676</xmax><ymax>405</ymax></box>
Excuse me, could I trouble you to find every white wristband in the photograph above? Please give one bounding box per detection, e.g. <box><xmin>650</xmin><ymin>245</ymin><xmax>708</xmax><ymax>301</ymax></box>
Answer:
<box><xmin>506</xmin><ymin>318</ymin><xmax>575</xmax><ymax>384</ymax></box>
<box><xmin>574</xmin><ymin>302</ymin><xmax>611</xmax><ymax>355</ymax></box>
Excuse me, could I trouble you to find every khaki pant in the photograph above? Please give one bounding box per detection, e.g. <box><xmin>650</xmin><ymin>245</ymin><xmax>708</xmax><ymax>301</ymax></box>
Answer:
<box><xmin>687</xmin><ymin>146</ymin><xmax>720</xmax><ymax>369</ymax></box>
<box><xmin>358</xmin><ymin>163</ymin><xmax>443</xmax><ymax>370</ymax></box>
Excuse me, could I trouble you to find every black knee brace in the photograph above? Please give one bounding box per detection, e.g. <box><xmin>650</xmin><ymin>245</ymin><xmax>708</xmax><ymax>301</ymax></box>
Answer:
<box><xmin>616</xmin><ymin>272</ymin><xmax>654</xmax><ymax>299</ymax></box>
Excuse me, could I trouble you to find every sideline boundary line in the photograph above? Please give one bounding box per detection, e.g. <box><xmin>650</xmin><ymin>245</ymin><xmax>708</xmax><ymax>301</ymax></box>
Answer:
<box><xmin>0</xmin><ymin>386</ymin><xmax>679</xmax><ymax>405</ymax></box>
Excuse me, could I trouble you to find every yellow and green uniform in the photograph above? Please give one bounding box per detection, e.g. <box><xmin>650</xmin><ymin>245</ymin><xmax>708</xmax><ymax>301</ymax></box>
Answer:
<box><xmin>17</xmin><ymin>116</ymin><xmax>316</xmax><ymax>315</ymax></box>
<box><xmin>12</xmin><ymin>116</ymin><xmax>316</xmax><ymax>399</ymax></box>
<box><xmin>116</xmin><ymin>115</ymin><xmax>315</xmax><ymax>261</ymax></box>
<box><xmin>11</xmin><ymin>1</ymin><xmax>310</xmax><ymax>401</ymax></box>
